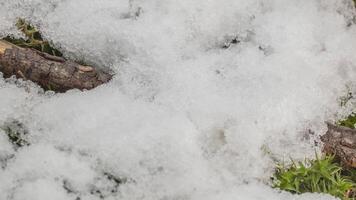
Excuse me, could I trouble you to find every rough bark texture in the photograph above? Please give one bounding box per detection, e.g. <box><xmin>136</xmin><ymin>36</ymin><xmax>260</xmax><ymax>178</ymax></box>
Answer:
<box><xmin>0</xmin><ymin>40</ymin><xmax>112</xmax><ymax>92</ymax></box>
<box><xmin>321</xmin><ymin>122</ymin><xmax>356</xmax><ymax>168</ymax></box>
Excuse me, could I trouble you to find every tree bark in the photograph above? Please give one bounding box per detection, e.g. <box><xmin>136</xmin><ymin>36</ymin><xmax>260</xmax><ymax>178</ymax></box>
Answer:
<box><xmin>0</xmin><ymin>40</ymin><xmax>112</xmax><ymax>92</ymax></box>
<box><xmin>321</xmin><ymin>122</ymin><xmax>356</xmax><ymax>168</ymax></box>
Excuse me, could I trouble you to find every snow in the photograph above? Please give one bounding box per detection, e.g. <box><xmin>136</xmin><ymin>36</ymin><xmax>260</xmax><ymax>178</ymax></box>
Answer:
<box><xmin>0</xmin><ymin>0</ymin><xmax>356</xmax><ymax>199</ymax></box>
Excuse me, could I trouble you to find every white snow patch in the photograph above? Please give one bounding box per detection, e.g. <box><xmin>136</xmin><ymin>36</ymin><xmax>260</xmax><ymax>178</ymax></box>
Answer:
<box><xmin>1</xmin><ymin>0</ymin><xmax>356</xmax><ymax>199</ymax></box>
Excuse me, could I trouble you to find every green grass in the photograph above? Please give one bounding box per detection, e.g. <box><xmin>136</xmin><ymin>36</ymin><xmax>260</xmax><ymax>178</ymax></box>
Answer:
<box><xmin>338</xmin><ymin>114</ymin><xmax>356</xmax><ymax>129</ymax></box>
<box><xmin>3</xmin><ymin>18</ymin><xmax>62</xmax><ymax>56</ymax></box>
<box><xmin>273</xmin><ymin>155</ymin><xmax>355</xmax><ymax>199</ymax></box>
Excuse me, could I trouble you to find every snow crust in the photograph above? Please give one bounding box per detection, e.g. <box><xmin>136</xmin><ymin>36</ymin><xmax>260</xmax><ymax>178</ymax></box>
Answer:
<box><xmin>1</xmin><ymin>0</ymin><xmax>356</xmax><ymax>199</ymax></box>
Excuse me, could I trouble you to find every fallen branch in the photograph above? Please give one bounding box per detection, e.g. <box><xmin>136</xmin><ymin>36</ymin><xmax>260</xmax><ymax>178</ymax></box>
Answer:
<box><xmin>321</xmin><ymin>122</ymin><xmax>356</xmax><ymax>168</ymax></box>
<box><xmin>0</xmin><ymin>40</ymin><xmax>112</xmax><ymax>92</ymax></box>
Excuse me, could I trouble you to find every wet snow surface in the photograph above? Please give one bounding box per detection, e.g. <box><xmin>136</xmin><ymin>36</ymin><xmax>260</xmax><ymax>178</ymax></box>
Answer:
<box><xmin>1</xmin><ymin>0</ymin><xmax>356</xmax><ymax>199</ymax></box>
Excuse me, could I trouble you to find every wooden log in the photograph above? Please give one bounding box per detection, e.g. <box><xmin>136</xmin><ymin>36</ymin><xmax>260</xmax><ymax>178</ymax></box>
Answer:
<box><xmin>0</xmin><ymin>40</ymin><xmax>112</xmax><ymax>92</ymax></box>
<box><xmin>321</xmin><ymin>122</ymin><xmax>356</xmax><ymax>168</ymax></box>
<box><xmin>0</xmin><ymin>40</ymin><xmax>13</xmax><ymax>53</ymax></box>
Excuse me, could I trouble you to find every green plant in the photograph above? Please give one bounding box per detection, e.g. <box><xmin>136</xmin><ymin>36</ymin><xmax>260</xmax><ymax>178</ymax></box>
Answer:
<box><xmin>3</xmin><ymin>18</ymin><xmax>62</xmax><ymax>56</ymax></box>
<box><xmin>273</xmin><ymin>155</ymin><xmax>354</xmax><ymax>199</ymax></box>
<box><xmin>338</xmin><ymin>114</ymin><xmax>356</xmax><ymax>129</ymax></box>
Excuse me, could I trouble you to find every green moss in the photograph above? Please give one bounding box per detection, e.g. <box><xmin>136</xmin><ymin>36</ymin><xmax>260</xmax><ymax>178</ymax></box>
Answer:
<box><xmin>3</xmin><ymin>18</ymin><xmax>62</xmax><ymax>56</ymax></box>
<box><xmin>273</xmin><ymin>155</ymin><xmax>355</xmax><ymax>199</ymax></box>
